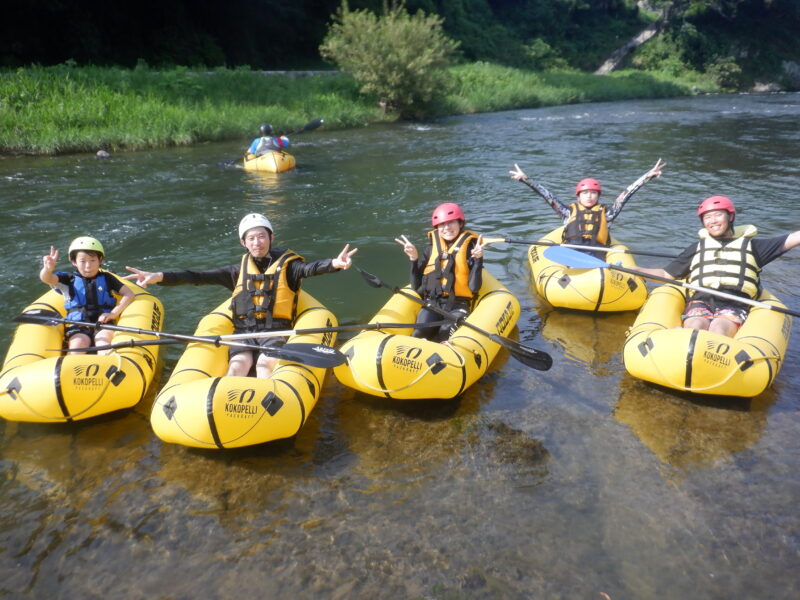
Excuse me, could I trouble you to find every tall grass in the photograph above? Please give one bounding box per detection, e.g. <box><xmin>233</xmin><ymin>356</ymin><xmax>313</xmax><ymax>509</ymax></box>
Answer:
<box><xmin>0</xmin><ymin>63</ymin><xmax>713</xmax><ymax>155</ymax></box>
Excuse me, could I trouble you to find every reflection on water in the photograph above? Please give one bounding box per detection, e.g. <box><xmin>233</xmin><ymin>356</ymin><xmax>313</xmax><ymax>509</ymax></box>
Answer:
<box><xmin>540</xmin><ymin>309</ymin><xmax>633</xmax><ymax>375</ymax></box>
<box><xmin>613</xmin><ymin>376</ymin><xmax>770</xmax><ymax>473</ymax></box>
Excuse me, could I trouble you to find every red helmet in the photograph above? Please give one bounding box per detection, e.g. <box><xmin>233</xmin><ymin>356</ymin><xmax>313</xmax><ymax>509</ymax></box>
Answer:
<box><xmin>575</xmin><ymin>178</ymin><xmax>602</xmax><ymax>195</ymax></box>
<box><xmin>698</xmin><ymin>196</ymin><xmax>735</xmax><ymax>221</ymax></box>
<box><xmin>431</xmin><ymin>202</ymin><xmax>465</xmax><ymax>227</ymax></box>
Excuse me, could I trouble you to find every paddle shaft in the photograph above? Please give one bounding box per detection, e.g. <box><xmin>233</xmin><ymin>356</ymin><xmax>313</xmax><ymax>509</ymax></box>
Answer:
<box><xmin>15</xmin><ymin>312</ymin><xmax>345</xmax><ymax>367</ymax></box>
<box><xmin>219</xmin><ymin>319</ymin><xmax>452</xmax><ymax>341</ymax></box>
<box><xmin>607</xmin><ymin>262</ymin><xmax>800</xmax><ymax>318</ymax></box>
<box><xmin>355</xmin><ymin>268</ymin><xmax>552</xmax><ymax>370</ymax></box>
<box><xmin>483</xmin><ymin>236</ymin><xmax>678</xmax><ymax>259</ymax></box>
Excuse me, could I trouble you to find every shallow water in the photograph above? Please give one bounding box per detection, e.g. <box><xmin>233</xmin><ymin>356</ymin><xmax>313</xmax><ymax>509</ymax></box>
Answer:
<box><xmin>1</xmin><ymin>92</ymin><xmax>799</xmax><ymax>598</ymax></box>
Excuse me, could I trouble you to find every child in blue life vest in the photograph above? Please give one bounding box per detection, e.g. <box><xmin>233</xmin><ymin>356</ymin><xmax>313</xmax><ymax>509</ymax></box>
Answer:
<box><xmin>510</xmin><ymin>159</ymin><xmax>666</xmax><ymax>255</ymax></box>
<box><xmin>39</xmin><ymin>236</ymin><xmax>134</xmax><ymax>354</ymax></box>
<box><xmin>395</xmin><ymin>202</ymin><xmax>486</xmax><ymax>341</ymax></box>
<box><xmin>247</xmin><ymin>123</ymin><xmax>290</xmax><ymax>156</ymax></box>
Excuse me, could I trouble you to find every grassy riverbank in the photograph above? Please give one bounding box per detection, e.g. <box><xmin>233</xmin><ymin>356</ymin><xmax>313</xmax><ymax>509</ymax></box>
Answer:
<box><xmin>0</xmin><ymin>63</ymin><xmax>717</xmax><ymax>155</ymax></box>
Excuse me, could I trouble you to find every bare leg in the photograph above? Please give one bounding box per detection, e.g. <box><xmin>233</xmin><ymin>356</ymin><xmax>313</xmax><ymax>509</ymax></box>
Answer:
<box><xmin>227</xmin><ymin>352</ymin><xmax>254</xmax><ymax>376</ymax></box>
<box><xmin>95</xmin><ymin>329</ymin><xmax>115</xmax><ymax>355</ymax></box>
<box><xmin>68</xmin><ymin>333</ymin><xmax>91</xmax><ymax>354</ymax></box>
<box><xmin>683</xmin><ymin>316</ymin><xmax>710</xmax><ymax>331</ymax></box>
<box><xmin>708</xmin><ymin>317</ymin><xmax>739</xmax><ymax>337</ymax></box>
<box><xmin>255</xmin><ymin>355</ymin><xmax>278</xmax><ymax>379</ymax></box>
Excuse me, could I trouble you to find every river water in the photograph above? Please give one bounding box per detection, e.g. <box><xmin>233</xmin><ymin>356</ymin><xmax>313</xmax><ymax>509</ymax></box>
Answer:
<box><xmin>1</xmin><ymin>93</ymin><xmax>799</xmax><ymax>598</ymax></box>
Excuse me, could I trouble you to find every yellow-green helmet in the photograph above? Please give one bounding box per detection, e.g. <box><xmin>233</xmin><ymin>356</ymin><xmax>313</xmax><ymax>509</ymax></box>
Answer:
<box><xmin>68</xmin><ymin>236</ymin><xmax>105</xmax><ymax>260</ymax></box>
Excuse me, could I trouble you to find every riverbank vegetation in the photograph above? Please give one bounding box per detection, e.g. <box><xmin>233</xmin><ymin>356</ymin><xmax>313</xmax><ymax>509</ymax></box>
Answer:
<box><xmin>0</xmin><ymin>62</ymin><xmax>709</xmax><ymax>155</ymax></box>
<box><xmin>3</xmin><ymin>0</ymin><xmax>798</xmax><ymax>155</ymax></box>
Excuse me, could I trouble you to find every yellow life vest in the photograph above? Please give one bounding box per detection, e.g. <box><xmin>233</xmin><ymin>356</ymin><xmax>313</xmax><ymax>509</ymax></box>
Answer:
<box><xmin>563</xmin><ymin>203</ymin><xmax>609</xmax><ymax>246</ymax></box>
<box><xmin>230</xmin><ymin>251</ymin><xmax>302</xmax><ymax>330</ymax></box>
<box><xmin>687</xmin><ymin>224</ymin><xmax>760</xmax><ymax>298</ymax></box>
<box><xmin>421</xmin><ymin>229</ymin><xmax>478</xmax><ymax>306</ymax></box>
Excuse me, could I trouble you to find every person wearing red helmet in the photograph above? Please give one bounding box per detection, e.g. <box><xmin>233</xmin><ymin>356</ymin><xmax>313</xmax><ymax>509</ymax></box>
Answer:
<box><xmin>125</xmin><ymin>214</ymin><xmax>357</xmax><ymax>378</ymax></box>
<box><xmin>394</xmin><ymin>202</ymin><xmax>486</xmax><ymax>341</ymax></box>
<box><xmin>630</xmin><ymin>196</ymin><xmax>800</xmax><ymax>337</ymax></box>
<box><xmin>510</xmin><ymin>159</ymin><xmax>666</xmax><ymax>254</ymax></box>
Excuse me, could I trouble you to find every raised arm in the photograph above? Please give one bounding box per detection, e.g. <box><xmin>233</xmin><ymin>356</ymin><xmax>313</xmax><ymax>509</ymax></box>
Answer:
<box><xmin>123</xmin><ymin>266</ymin><xmax>164</xmax><ymax>287</ymax></box>
<box><xmin>606</xmin><ymin>158</ymin><xmax>666</xmax><ymax>222</ymax></box>
<box><xmin>510</xmin><ymin>163</ymin><xmax>571</xmax><ymax>220</ymax></box>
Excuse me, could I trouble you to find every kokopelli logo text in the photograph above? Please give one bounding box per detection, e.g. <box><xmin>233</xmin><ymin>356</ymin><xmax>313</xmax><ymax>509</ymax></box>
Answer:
<box><xmin>703</xmin><ymin>341</ymin><xmax>731</xmax><ymax>367</ymax></box>
<box><xmin>72</xmin><ymin>364</ymin><xmax>104</xmax><ymax>388</ymax></box>
<box><xmin>392</xmin><ymin>345</ymin><xmax>423</xmax><ymax>371</ymax></box>
<box><xmin>225</xmin><ymin>388</ymin><xmax>258</xmax><ymax>416</ymax></box>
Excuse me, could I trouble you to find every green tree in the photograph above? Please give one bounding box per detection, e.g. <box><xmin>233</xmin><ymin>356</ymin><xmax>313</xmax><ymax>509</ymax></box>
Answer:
<box><xmin>319</xmin><ymin>0</ymin><xmax>460</xmax><ymax>118</ymax></box>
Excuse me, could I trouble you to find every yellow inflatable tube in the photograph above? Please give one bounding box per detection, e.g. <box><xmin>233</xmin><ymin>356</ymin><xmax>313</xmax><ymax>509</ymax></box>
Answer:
<box><xmin>334</xmin><ymin>270</ymin><xmax>519</xmax><ymax>400</ymax></box>
<box><xmin>0</xmin><ymin>278</ymin><xmax>164</xmax><ymax>422</ymax></box>
<box><xmin>528</xmin><ymin>226</ymin><xmax>648</xmax><ymax>311</ymax></box>
<box><xmin>150</xmin><ymin>291</ymin><xmax>336</xmax><ymax>449</ymax></box>
<box><xmin>243</xmin><ymin>151</ymin><xmax>296</xmax><ymax>173</ymax></box>
<box><xmin>623</xmin><ymin>284</ymin><xmax>791</xmax><ymax>397</ymax></box>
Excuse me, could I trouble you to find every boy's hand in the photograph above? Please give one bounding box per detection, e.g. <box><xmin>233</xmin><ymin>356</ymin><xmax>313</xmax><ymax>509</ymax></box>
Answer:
<box><xmin>42</xmin><ymin>246</ymin><xmax>59</xmax><ymax>272</ymax></box>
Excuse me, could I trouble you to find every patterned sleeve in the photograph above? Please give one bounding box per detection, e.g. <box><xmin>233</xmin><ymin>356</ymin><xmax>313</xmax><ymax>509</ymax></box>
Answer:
<box><xmin>605</xmin><ymin>168</ymin><xmax>655</xmax><ymax>222</ymax></box>
<box><xmin>518</xmin><ymin>178</ymin><xmax>571</xmax><ymax>221</ymax></box>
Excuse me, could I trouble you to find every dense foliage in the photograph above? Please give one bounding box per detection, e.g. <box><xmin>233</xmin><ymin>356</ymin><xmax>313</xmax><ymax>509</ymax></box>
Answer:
<box><xmin>4</xmin><ymin>0</ymin><xmax>798</xmax><ymax>88</ymax></box>
<box><xmin>320</xmin><ymin>1</ymin><xmax>459</xmax><ymax>117</ymax></box>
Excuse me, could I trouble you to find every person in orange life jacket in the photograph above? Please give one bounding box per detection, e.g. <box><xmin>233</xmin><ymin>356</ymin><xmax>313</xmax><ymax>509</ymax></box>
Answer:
<box><xmin>39</xmin><ymin>236</ymin><xmax>135</xmax><ymax>354</ymax></box>
<box><xmin>628</xmin><ymin>195</ymin><xmax>800</xmax><ymax>338</ymax></box>
<box><xmin>509</xmin><ymin>159</ymin><xmax>666</xmax><ymax>257</ymax></box>
<box><xmin>394</xmin><ymin>202</ymin><xmax>486</xmax><ymax>341</ymax></box>
<box><xmin>125</xmin><ymin>213</ymin><xmax>357</xmax><ymax>379</ymax></box>
<box><xmin>247</xmin><ymin>123</ymin><xmax>289</xmax><ymax>157</ymax></box>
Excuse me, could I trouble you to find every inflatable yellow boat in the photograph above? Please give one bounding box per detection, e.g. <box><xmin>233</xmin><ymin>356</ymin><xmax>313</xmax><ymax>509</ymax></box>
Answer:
<box><xmin>334</xmin><ymin>270</ymin><xmax>520</xmax><ymax>400</ymax></box>
<box><xmin>243</xmin><ymin>151</ymin><xmax>296</xmax><ymax>173</ymax></box>
<box><xmin>0</xmin><ymin>278</ymin><xmax>164</xmax><ymax>422</ymax></box>
<box><xmin>150</xmin><ymin>291</ymin><xmax>336</xmax><ymax>449</ymax></box>
<box><xmin>528</xmin><ymin>227</ymin><xmax>648</xmax><ymax>311</ymax></box>
<box><xmin>623</xmin><ymin>284</ymin><xmax>791</xmax><ymax>397</ymax></box>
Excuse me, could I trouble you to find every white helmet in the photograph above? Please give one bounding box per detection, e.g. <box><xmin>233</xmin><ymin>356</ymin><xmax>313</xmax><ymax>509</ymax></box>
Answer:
<box><xmin>238</xmin><ymin>213</ymin><xmax>273</xmax><ymax>239</ymax></box>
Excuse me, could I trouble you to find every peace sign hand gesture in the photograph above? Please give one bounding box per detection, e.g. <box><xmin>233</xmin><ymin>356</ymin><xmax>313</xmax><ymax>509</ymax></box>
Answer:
<box><xmin>509</xmin><ymin>163</ymin><xmax>529</xmax><ymax>181</ymax></box>
<box><xmin>394</xmin><ymin>235</ymin><xmax>418</xmax><ymax>261</ymax></box>
<box><xmin>42</xmin><ymin>246</ymin><xmax>59</xmax><ymax>272</ymax></box>
<box><xmin>471</xmin><ymin>235</ymin><xmax>486</xmax><ymax>259</ymax></box>
<box><xmin>332</xmin><ymin>244</ymin><xmax>358</xmax><ymax>270</ymax></box>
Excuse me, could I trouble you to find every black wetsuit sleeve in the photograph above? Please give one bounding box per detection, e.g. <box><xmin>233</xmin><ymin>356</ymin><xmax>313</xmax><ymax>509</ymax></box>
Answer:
<box><xmin>285</xmin><ymin>257</ymin><xmax>339</xmax><ymax>291</ymax></box>
<box><xmin>663</xmin><ymin>243</ymin><xmax>698</xmax><ymax>279</ymax></box>
<box><xmin>159</xmin><ymin>266</ymin><xmax>239</xmax><ymax>291</ymax></box>
<box><xmin>409</xmin><ymin>246</ymin><xmax>431</xmax><ymax>291</ymax></box>
<box><xmin>467</xmin><ymin>238</ymin><xmax>483</xmax><ymax>293</ymax></box>
<box><xmin>751</xmin><ymin>234</ymin><xmax>791</xmax><ymax>267</ymax></box>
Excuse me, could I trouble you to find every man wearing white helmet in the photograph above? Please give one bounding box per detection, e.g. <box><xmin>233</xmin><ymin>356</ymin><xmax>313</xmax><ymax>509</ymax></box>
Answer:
<box><xmin>39</xmin><ymin>236</ymin><xmax>135</xmax><ymax>353</ymax></box>
<box><xmin>125</xmin><ymin>214</ymin><xmax>357</xmax><ymax>378</ymax></box>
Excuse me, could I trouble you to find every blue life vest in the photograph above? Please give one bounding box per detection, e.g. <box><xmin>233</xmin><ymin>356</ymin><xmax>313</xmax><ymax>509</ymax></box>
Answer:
<box><xmin>60</xmin><ymin>272</ymin><xmax>117</xmax><ymax>322</ymax></box>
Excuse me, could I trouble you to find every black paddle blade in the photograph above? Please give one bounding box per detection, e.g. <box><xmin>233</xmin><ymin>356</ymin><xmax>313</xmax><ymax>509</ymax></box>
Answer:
<box><xmin>14</xmin><ymin>310</ymin><xmax>64</xmax><ymax>326</ymax></box>
<box><xmin>356</xmin><ymin>266</ymin><xmax>391</xmax><ymax>290</ymax></box>
<box><xmin>263</xmin><ymin>343</ymin><xmax>346</xmax><ymax>368</ymax></box>
<box><xmin>301</xmin><ymin>117</ymin><xmax>324</xmax><ymax>132</ymax></box>
<box><xmin>505</xmin><ymin>342</ymin><xmax>553</xmax><ymax>371</ymax></box>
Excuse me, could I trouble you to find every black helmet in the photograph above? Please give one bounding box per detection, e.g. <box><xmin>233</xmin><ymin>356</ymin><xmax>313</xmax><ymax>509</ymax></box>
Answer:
<box><xmin>260</xmin><ymin>123</ymin><xmax>273</xmax><ymax>136</ymax></box>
